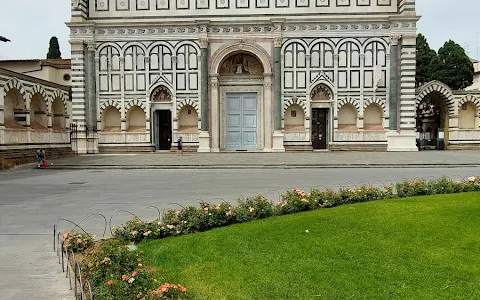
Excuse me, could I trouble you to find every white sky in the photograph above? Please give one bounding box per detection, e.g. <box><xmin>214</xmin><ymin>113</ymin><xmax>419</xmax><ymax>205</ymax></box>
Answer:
<box><xmin>0</xmin><ymin>0</ymin><xmax>479</xmax><ymax>60</ymax></box>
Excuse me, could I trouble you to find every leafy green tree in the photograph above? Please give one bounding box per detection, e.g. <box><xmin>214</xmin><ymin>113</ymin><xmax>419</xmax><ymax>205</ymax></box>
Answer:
<box><xmin>431</xmin><ymin>40</ymin><xmax>474</xmax><ymax>90</ymax></box>
<box><xmin>46</xmin><ymin>36</ymin><xmax>62</xmax><ymax>59</ymax></box>
<box><xmin>416</xmin><ymin>33</ymin><xmax>437</xmax><ymax>87</ymax></box>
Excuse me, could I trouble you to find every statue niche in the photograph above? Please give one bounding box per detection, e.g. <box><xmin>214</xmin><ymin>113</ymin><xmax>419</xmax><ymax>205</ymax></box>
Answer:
<box><xmin>152</xmin><ymin>86</ymin><xmax>172</xmax><ymax>102</ymax></box>
<box><xmin>219</xmin><ymin>53</ymin><xmax>264</xmax><ymax>76</ymax></box>
<box><xmin>311</xmin><ymin>85</ymin><xmax>332</xmax><ymax>101</ymax></box>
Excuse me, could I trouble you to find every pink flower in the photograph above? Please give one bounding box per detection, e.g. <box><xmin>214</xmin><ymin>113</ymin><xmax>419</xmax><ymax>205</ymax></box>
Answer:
<box><xmin>132</xmin><ymin>230</ymin><xmax>138</xmax><ymax>236</ymax></box>
<box><xmin>248</xmin><ymin>207</ymin><xmax>255</xmax><ymax>213</ymax></box>
<box><xmin>121</xmin><ymin>274</ymin><xmax>128</xmax><ymax>281</ymax></box>
<box><xmin>167</xmin><ymin>224</ymin><xmax>175</xmax><ymax>229</ymax></box>
<box><xmin>107</xmin><ymin>279</ymin><xmax>113</xmax><ymax>285</ymax></box>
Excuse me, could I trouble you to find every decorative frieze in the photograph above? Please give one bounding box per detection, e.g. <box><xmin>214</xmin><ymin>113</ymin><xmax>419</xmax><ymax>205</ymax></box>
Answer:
<box><xmin>70</xmin><ymin>21</ymin><xmax>417</xmax><ymax>38</ymax></box>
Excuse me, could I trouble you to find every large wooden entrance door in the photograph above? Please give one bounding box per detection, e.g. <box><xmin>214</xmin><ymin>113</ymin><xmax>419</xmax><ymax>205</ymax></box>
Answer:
<box><xmin>312</xmin><ymin>108</ymin><xmax>328</xmax><ymax>149</ymax></box>
<box><xmin>155</xmin><ymin>110</ymin><xmax>172</xmax><ymax>150</ymax></box>
<box><xmin>225</xmin><ymin>93</ymin><xmax>258</xmax><ymax>150</ymax></box>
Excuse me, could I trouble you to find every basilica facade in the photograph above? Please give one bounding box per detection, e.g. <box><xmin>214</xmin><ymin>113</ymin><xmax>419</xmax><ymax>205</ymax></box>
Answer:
<box><xmin>68</xmin><ymin>0</ymin><xmax>420</xmax><ymax>153</ymax></box>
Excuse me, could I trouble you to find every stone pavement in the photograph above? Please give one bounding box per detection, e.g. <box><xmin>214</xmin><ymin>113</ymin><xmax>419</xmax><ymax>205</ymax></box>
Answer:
<box><xmin>2</xmin><ymin>166</ymin><xmax>480</xmax><ymax>299</ymax></box>
<box><xmin>45</xmin><ymin>151</ymin><xmax>480</xmax><ymax>169</ymax></box>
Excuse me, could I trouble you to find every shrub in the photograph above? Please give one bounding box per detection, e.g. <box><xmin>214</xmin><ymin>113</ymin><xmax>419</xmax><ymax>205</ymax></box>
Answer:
<box><xmin>234</xmin><ymin>195</ymin><xmax>274</xmax><ymax>223</ymax></box>
<box><xmin>79</xmin><ymin>238</ymin><xmax>190</xmax><ymax>300</ymax></box>
<box><xmin>61</xmin><ymin>232</ymin><xmax>94</xmax><ymax>253</ymax></box>
<box><xmin>151</xmin><ymin>283</ymin><xmax>188</xmax><ymax>299</ymax></box>
<box><xmin>112</xmin><ymin>217</ymin><xmax>164</xmax><ymax>243</ymax></box>
<box><xmin>275</xmin><ymin>189</ymin><xmax>317</xmax><ymax>215</ymax></box>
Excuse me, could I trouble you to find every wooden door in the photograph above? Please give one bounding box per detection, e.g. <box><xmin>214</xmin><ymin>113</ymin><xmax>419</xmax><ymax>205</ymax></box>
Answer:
<box><xmin>157</xmin><ymin>110</ymin><xmax>172</xmax><ymax>150</ymax></box>
<box><xmin>312</xmin><ymin>108</ymin><xmax>328</xmax><ymax>149</ymax></box>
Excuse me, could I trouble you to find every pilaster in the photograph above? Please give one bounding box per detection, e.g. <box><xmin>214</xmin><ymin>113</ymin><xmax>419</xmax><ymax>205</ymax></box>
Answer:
<box><xmin>272</xmin><ymin>36</ymin><xmax>285</xmax><ymax>152</ymax></box>
<box><xmin>198</xmin><ymin>37</ymin><xmax>211</xmax><ymax>152</ymax></box>
<box><xmin>210</xmin><ymin>75</ymin><xmax>220</xmax><ymax>152</ymax></box>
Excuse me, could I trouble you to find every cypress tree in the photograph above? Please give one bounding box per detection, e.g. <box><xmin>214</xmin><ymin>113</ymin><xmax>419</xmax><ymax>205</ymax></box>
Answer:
<box><xmin>46</xmin><ymin>36</ymin><xmax>62</xmax><ymax>59</ymax></box>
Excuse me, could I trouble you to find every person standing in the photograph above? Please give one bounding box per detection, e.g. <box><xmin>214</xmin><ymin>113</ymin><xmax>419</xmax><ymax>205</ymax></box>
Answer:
<box><xmin>177</xmin><ymin>137</ymin><xmax>183</xmax><ymax>156</ymax></box>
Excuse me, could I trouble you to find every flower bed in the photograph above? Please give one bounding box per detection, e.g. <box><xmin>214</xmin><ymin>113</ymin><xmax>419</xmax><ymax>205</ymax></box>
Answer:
<box><xmin>60</xmin><ymin>175</ymin><xmax>480</xmax><ymax>299</ymax></box>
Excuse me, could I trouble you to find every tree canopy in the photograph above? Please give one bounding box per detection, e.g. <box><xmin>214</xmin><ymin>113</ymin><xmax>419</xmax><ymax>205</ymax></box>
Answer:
<box><xmin>415</xmin><ymin>34</ymin><xmax>437</xmax><ymax>88</ymax></box>
<box><xmin>46</xmin><ymin>36</ymin><xmax>62</xmax><ymax>59</ymax></box>
<box><xmin>416</xmin><ymin>34</ymin><xmax>474</xmax><ymax>91</ymax></box>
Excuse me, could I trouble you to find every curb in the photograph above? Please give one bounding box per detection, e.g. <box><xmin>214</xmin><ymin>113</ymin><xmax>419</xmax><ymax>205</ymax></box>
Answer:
<box><xmin>46</xmin><ymin>164</ymin><xmax>480</xmax><ymax>170</ymax></box>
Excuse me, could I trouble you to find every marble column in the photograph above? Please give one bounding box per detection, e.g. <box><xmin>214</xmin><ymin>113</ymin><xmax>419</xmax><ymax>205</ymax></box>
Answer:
<box><xmin>388</xmin><ymin>36</ymin><xmax>399</xmax><ymax>131</ymax></box>
<box><xmin>85</xmin><ymin>41</ymin><xmax>98</xmax><ymax>153</ymax></box>
<box><xmin>263</xmin><ymin>73</ymin><xmax>273</xmax><ymax>151</ymax></box>
<box><xmin>210</xmin><ymin>76</ymin><xmax>220</xmax><ymax>152</ymax></box>
<box><xmin>198</xmin><ymin>38</ymin><xmax>211</xmax><ymax>152</ymax></box>
<box><xmin>272</xmin><ymin>37</ymin><xmax>285</xmax><ymax>152</ymax></box>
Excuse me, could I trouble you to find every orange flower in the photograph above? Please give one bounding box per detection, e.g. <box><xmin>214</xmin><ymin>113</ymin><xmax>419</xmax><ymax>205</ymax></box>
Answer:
<box><xmin>121</xmin><ymin>274</ymin><xmax>129</xmax><ymax>281</ymax></box>
<box><xmin>107</xmin><ymin>280</ymin><xmax>113</xmax><ymax>285</ymax></box>
<box><xmin>137</xmin><ymin>258</ymin><xmax>141</xmax><ymax>262</ymax></box>
<box><xmin>132</xmin><ymin>271</ymin><xmax>137</xmax><ymax>277</ymax></box>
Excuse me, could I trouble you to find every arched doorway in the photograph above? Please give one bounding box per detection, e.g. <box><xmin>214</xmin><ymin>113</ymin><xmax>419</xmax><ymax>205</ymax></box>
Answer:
<box><xmin>415</xmin><ymin>81</ymin><xmax>454</xmax><ymax>150</ymax></box>
<box><xmin>310</xmin><ymin>83</ymin><xmax>334</xmax><ymax>149</ymax></box>
<box><xmin>210</xmin><ymin>43</ymin><xmax>273</xmax><ymax>152</ymax></box>
<box><xmin>151</xmin><ymin>85</ymin><xmax>173</xmax><ymax>150</ymax></box>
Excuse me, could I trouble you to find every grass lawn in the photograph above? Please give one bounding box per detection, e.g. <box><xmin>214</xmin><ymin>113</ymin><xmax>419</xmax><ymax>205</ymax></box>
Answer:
<box><xmin>140</xmin><ymin>193</ymin><xmax>480</xmax><ymax>299</ymax></box>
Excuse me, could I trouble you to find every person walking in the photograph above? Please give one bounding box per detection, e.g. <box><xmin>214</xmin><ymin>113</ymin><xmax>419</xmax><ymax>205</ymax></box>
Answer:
<box><xmin>36</xmin><ymin>149</ymin><xmax>46</xmax><ymax>168</ymax></box>
<box><xmin>177</xmin><ymin>136</ymin><xmax>183</xmax><ymax>156</ymax></box>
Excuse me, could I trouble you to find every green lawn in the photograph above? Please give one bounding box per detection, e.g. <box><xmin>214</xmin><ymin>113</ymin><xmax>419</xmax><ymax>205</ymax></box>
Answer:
<box><xmin>140</xmin><ymin>193</ymin><xmax>480</xmax><ymax>299</ymax></box>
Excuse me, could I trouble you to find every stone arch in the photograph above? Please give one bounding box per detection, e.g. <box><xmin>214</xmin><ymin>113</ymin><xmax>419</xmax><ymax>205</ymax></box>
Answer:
<box><xmin>283</xmin><ymin>97</ymin><xmax>306</xmax><ymax>113</ymax></box>
<box><xmin>364</xmin><ymin>103</ymin><xmax>384</xmax><ymax>130</ymax></box>
<box><xmin>150</xmin><ymin>84</ymin><xmax>173</xmax><ymax>102</ymax></box>
<box><xmin>416</xmin><ymin>81</ymin><xmax>455</xmax><ymax>115</ymax></box>
<box><xmin>125</xmin><ymin>99</ymin><xmax>147</xmax><ymax>113</ymax></box>
<box><xmin>101</xmin><ymin>106</ymin><xmax>121</xmax><ymax>132</ymax></box>
<box><xmin>3</xmin><ymin>77</ymin><xmax>26</xmax><ymax>96</ymax></box>
<box><xmin>336</xmin><ymin>38</ymin><xmax>363</xmax><ymax>54</ymax></box>
<box><xmin>310</xmin><ymin>81</ymin><xmax>334</xmax><ymax>101</ymax></box>
<box><xmin>281</xmin><ymin>39</ymin><xmax>308</xmax><ymax>53</ymax></box>
<box><xmin>121</xmin><ymin>41</ymin><xmax>147</xmax><ymax>52</ymax></box>
<box><xmin>126</xmin><ymin>105</ymin><xmax>146</xmax><ymax>132</ymax></box>
<box><xmin>284</xmin><ymin>103</ymin><xmax>305</xmax><ymax>131</ymax></box>
<box><xmin>338</xmin><ymin>103</ymin><xmax>358</xmax><ymax>130</ymax></box>
<box><xmin>51</xmin><ymin>96</ymin><xmax>66</xmax><ymax>130</ymax></box>
<box><xmin>97</xmin><ymin>42</ymin><xmax>122</xmax><ymax>56</ymax></box>
<box><xmin>364</xmin><ymin>97</ymin><xmax>387</xmax><ymax>114</ymax></box>
<box><xmin>177</xmin><ymin>104</ymin><xmax>199</xmax><ymax>133</ymax></box>
<box><xmin>28</xmin><ymin>85</ymin><xmax>48</xmax><ymax>104</ymax></box>
<box><xmin>211</xmin><ymin>42</ymin><xmax>272</xmax><ymax>75</ymax></box>
<box><xmin>30</xmin><ymin>92</ymin><xmax>48</xmax><ymax>129</ymax></box>
<box><xmin>51</xmin><ymin>90</ymin><xmax>68</xmax><ymax>112</ymax></box>
<box><xmin>458</xmin><ymin>94</ymin><xmax>480</xmax><ymax>111</ymax></box>
<box><xmin>176</xmin><ymin>99</ymin><xmax>199</xmax><ymax>115</ymax></box>
<box><xmin>100</xmin><ymin>100</ymin><xmax>122</xmax><ymax>116</ymax></box>
<box><xmin>337</xmin><ymin>97</ymin><xmax>360</xmax><ymax>111</ymax></box>
<box><xmin>174</xmin><ymin>41</ymin><xmax>200</xmax><ymax>54</ymax></box>
<box><xmin>307</xmin><ymin>38</ymin><xmax>336</xmax><ymax>53</ymax></box>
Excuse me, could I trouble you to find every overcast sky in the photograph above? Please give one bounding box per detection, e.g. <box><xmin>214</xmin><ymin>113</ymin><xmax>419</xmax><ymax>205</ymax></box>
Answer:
<box><xmin>0</xmin><ymin>0</ymin><xmax>479</xmax><ymax>60</ymax></box>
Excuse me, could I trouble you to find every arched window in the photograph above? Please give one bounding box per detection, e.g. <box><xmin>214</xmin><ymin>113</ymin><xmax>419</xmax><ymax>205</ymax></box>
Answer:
<box><xmin>338</xmin><ymin>104</ymin><xmax>358</xmax><ymax>131</ymax></box>
<box><xmin>126</xmin><ymin>106</ymin><xmax>146</xmax><ymax>132</ymax></box>
<box><xmin>4</xmin><ymin>88</ymin><xmax>25</xmax><ymax>128</ymax></box>
<box><xmin>284</xmin><ymin>104</ymin><xmax>305</xmax><ymax>131</ymax></box>
<box><xmin>337</xmin><ymin>41</ymin><xmax>361</xmax><ymax>89</ymax></box>
<box><xmin>52</xmin><ymin>97</ymin><xmax>66</xmax><ymax>130</ymax></box>
<box><xmin>364</xmin><ymin>41</ymin><xmax>387</xmax><ymax>89</ymax></box>
<box><xmin>459</xmin><ymin>102</ymin><xmax>477</xmax><ymax>129</ymax></box>
<box><xmin>283</xmin><ymin>42</ymin><xmax>307</xmax><ymax>89</ymax></box>
<box><xmin>98</xmin><ymin>45</ymin><xmax>121</xmax><ymax>92</ymax></box>
<box><xmin>178</xmin><ymin>105</ymin><xmax>198</xmax><ymax>133</ymax></box>
<box><xmin>102</xmin><ymin>106</ymin><xmax>121</xmax><ymax>132</ymax></box>
<box><xmin>30</xmin><ymin>93</ymin><xmax>48</xmax><ymax>130</ymax></box>
<box><xmin>364</xmin><ymin>104</ymin><xmax>384</xmax><ymax>130</ymax></box>
<box><xmin>124</xmin><ymin>45</ymin><xmax>146</xmax><ymax>92</ymax></box>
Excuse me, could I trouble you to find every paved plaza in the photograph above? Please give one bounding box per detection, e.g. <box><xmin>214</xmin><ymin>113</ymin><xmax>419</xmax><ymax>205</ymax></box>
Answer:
<box><xmin>2</xmin><ymin>161</ymin><xmax>480</xmax><ymax>299</ymax></box>
<box><xmin>47</xmin><ymin>151</ymin><xmax>480</xmax><ymax>169</ymax></box>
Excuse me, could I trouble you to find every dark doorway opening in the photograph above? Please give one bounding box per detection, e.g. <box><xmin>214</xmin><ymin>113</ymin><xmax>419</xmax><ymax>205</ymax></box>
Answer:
<box><xmin>154</xmin><ymin>110</ymin><xmax>172</xmax><ymax>150</ymax></box>
<box><xmin>416</xmin><ymin>95</ymin><xmax>448</xmax><ymax>151</ymax></box>
<box><xmin>312</xmin><ymin>108</ymin><xmax>328</xmax><ymax>150</ymax></box>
